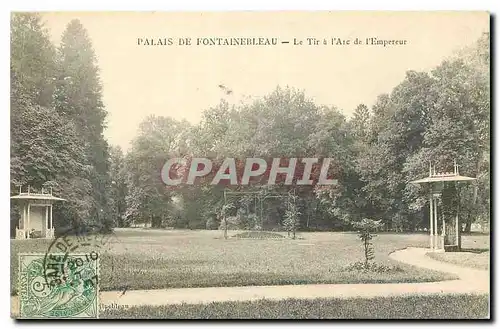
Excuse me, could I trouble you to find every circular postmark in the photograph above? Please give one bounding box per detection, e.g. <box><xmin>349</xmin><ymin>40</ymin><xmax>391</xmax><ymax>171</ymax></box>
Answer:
<box><xmin>42</xmin><ymin>224</ymin><xmax>119</xmax><ymax>294</ymax></box>
<box><xmin>18</xmin><ymin>225</ymin><xmax>121</xmax><ymax>318</ymax></box>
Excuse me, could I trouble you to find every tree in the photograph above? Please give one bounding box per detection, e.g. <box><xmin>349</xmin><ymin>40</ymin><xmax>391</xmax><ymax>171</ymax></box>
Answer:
<box><xmin>118</xmin><ymin>32</ymin><xmax>490</xmax><ymax>235</ymax></box>
<box><xmin>10</xmin><ymin>13</ymin><xmax>56</xmax><ymax>108</ymax></box>
<box><xmin>10</xmin><ymin>14</ymin><xmax>96</xmax><ymax>232</ymax></box>
<box><xmin>354</xmin><ymin>218</ymin><xmax>383</xmax><ymax>268</ymax></box>
<box><xmin>11</xmin><ymin>13</ymin><xmax>59</xmax><ymax>188</ymax></box>
<box><xmin>10</xmin><ymin>103</ymin><xmax>86</xmax><ymax>187</ymax></box>
<box><xmin>108</xmin><ymin>146</ymin><xmax>128</xmax><ymax>227</ymax></box>
<box><xmin>220</xmin><ymin>203</ymin><xmax>235</xmax><ymax>239</ymax></box>
<box><xmin>183</xmin><ymin>87</ymin><xmax>361</xmax><ymax>231</ymax></box>
<box><xmin>405</xmin><ymin>50</ymin><xmax>490</xmax><ymax>232</ymax></box>
<box><xmin>356</xmin><ymin>34</ymin><xmax>489</xmax><ymax>233</ymax></box>
<box><xmin>125</xmin><ymin>115</ymin><xmax>192</xmax><ymax>228</ymax></box>
<box><xmin>283</xmin><ymin>191</ymin><xmax>300</xmax><ymax>239</ymax></box>
<box><xmin>350</xmin><ymin>104</ymin><xmax>370</xmax><ymax>145</ymax></box>
<box><xmin>311</xmin><ymin>107</ymin><xmax>363</xmax><ymax>230</ymax></box>
<box><xmin>55</xmin><ymin>19</ymin><xmax>112</xmax><ymax>231</ymax></box>
<box><xmin>357</xmin><ymin>71</ymin><xmax>437</xmax><ymax>231</ymax></box>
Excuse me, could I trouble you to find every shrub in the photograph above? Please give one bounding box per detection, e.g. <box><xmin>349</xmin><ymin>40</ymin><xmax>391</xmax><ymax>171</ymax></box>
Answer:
<box><xmin>239</xmin><ymin>213</ymin><xmax>260</xmax><ymax>230</ymax></box>
<box><xmin>219</xmin><ymin>203</ymin><xmax>236</xmax><ymax>239</ymax></box>
<box><xmin>342</xmin><ymin>261</ymin><xmax>404</xmax><ymax>273</ymax></box>
<box><xmin>233</xmin><ymin>231</ymin><xmax>285</xmax><ymax>239</ymax></box>
<box><xmin>283</xmin><ymin>192</ymin><xmax>300</xmax><ymax>239</ymax></box>
<box><xmin>353</xmin><ymin>218</ymin><xmax>383</xmax><ymax>267</ymax></box>
<box><xmin>205</xmin><ymin>216</ymin><xmax>219</xmax><ymax>230</ymax></box>
<box><xmin>218</xmin><ymin>216</ymin><xmax>241</xmax><ymax>230</ymax></box>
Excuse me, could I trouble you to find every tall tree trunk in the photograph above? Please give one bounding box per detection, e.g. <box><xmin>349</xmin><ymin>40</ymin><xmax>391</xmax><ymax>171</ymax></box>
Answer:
<box><xmin>464</xmin><ymin>215</ymin><xmax>472</xmax><ymax>233</ymax></box>
<box><xmin>464</xmin><ymin>185</ymin><xmax>478</xmax><ymax>234</ymax></box>
<box><xmin>465</xmin><ymin>155</ymin><xmax>482</xmax><ymax>233</ymax></box>
<box><xmin>224</xmin><ymin>216</ymin><xmax>228</xmax><ymax>239</ymax></box>
<box><xmin>364</xmin><ymin>237</ymin><xmax>369</xmax><ymax>268</ymax></box>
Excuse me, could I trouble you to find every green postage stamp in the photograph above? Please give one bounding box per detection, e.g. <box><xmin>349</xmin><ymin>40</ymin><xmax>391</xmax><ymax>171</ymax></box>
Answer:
<box><xmin>18</xmin><ymin>253</ymin><xmax>99</xmax><ymax>319</ymax></box>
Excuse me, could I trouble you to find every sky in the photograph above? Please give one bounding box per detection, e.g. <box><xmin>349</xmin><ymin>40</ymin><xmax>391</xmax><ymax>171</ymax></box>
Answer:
<box><xmin>41</xmin><ymin>11</ymin><xmax>489</xmax><ymax>152</ymax></box>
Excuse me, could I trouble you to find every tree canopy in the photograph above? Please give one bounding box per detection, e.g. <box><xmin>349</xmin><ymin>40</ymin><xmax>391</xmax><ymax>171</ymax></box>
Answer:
<box><xmin>11</xmin><ymin>14</ymin><xmax>489</xmax><ymax>234</ymax></box>
<box><xmin>11</xmin><ymin>14</ymin><xmax>110</xmax><ymax>233</ymax></box>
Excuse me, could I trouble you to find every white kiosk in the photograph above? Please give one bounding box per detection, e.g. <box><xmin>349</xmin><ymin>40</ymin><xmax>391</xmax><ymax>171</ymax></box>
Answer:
<box><xmin>11</xmin><ymin>186</ymin><xmax>65</xmax><ymax>239</ymax></box>
<box><xmin>410</xmin><ymin>162</ymin><xmax>475</xmax><ymax>252</ymax></box>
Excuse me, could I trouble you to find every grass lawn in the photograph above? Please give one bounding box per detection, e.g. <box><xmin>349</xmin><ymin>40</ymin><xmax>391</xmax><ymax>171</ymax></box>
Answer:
<box><xmin>100</xmin><ymin>293</ymin><xmax>490</xmax><ymax>319</ymax></box>
<box><xmin>427</xmin><ymin>250</ymin><xmax>489</xmax><ymax>270</ymax></box>
<box><xmin>11</xmin><ymin>229</ymin><xmax>489</xmax><ymax>294</ymax></box>
<box><xmin>427</xmin><ymin>234</ymin><xmax>490</xmax><ymax>270</ymax></box>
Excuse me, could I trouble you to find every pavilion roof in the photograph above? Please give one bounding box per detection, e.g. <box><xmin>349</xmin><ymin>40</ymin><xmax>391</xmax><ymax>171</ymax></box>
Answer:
<box><xmin>410</xmin><ymin>175</ymin><xmax>476</xmax><ymax>184</ymax></box>
<box><xmin>10</xmin><ymin>193</ymin><xmax>66</xmax><ymax>201</ymax></box>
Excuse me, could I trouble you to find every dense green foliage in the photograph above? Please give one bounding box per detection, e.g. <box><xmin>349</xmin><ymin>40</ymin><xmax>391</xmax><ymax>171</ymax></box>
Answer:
<box><xmin>11</xmin><ymin>13</ymin><xmax>489</xmax><ymax>234</ymax></box>
<box><xmin>123</xmin><ymin>34</ymin><xmax>489</xmax><ymax>232</ymax></box>
<box><xmin>10</xmin><ymin>13</ymin><xmax>110</xmax><ymax>233</ymax></box>
<box><xmin>55</xmin><ymin>19</ymin><xmax>112</xmax><ymax>231</ymax></box>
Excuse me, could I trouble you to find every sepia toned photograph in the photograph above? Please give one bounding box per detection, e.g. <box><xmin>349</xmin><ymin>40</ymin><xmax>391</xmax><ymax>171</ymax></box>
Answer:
<box><xmin>9</xmin><ymin>11</ymin><xmax>490</xmax><ymax>319</ymax></box>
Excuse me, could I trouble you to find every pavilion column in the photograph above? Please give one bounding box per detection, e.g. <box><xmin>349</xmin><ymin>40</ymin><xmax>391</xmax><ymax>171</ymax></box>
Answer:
<box><xmin>50</xmin><ymin>205</ymin><xmax>53</xmax><ymax>230</ymax></box>
<box><xmin>434</xmin><ymin>198</ymin><xmax>439</xmax><ymax>250</ymax></box>
<box><xmin>22</xmin><ymin>205</ymin><xmax>26</xmax><ymax>229</ymax></box>
<box><xmin>456</xmin><ymin>202</ymin><xmax>461</xmax><ymax>250</ymax></box>
<box><xmin>442</xmin><ymin>212</ymin><xmax>446</xmax><ymax>250</ymax></box>
<box><xmin>22</xmin><ymin>205</ymin><xmax>26</xmax><ymax>238</ymax></box>
<box><xmin>27</xmin><ymin>203</ymin><xmax>31</xmax><ymax>239</ymax></box>
<box><xmin>45</xmin><ymin>206</ymin><xmax>49</xmax><ymax>237</ymax></box>
<box><xmin>429</xmin><ymin>193</ymin><xmax>434</xmax><ymax>250</ymax></box>
<box><xmin>434</xmin><ymin>198</ymin><xmax>443</xmax><ymax>250</ymax></box>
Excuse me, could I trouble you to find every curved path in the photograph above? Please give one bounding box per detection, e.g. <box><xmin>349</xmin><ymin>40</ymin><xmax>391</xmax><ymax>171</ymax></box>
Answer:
<box><xmin>11</xmin><ymin>247</ymin><xmax>489</xmax><ymax>316</ymax></box>
<box><xmin>98</xmin><ymin>247</ymin><xmax>489</xmax><ymax>307</ymax></box>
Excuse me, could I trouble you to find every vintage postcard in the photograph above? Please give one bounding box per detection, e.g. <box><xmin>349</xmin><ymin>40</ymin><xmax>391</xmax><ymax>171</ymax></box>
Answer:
<box><xmin>10</xmin><ymin>11</ymin><xmax>490</xmax><ymax>319</ymax></box>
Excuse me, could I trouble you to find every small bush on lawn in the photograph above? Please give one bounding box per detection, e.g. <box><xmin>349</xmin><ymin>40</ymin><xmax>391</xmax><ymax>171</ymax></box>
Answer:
<box><xmin>353</xmin><ymin>218</ymin><xmax>383</xmax><ymax>266</ymax></box>
<box><xmin>205</xmin><ymin>216</ymin><xmax>219</xmax><ymax>230</ymax></box>
<box><xmin>283</xmin><ymin>192</ymin><xmax>300</xmax><ymax>239</ymax></box>
<box><xmin>219</xmin><ymin>216</ymin><xmax>241</xmax><ymax>230</ymax></box>
<box><xmin>343</xmin><ymin>261</ymin><xmax>404</xmax><ymax>273</ymax></box>
<box><xmin>233</xmin><ymin>231</ymin><xmax>285</xmax><ymax>239</ymax></box>
<box><xmin>341</xmin><ymin>219</ymin><xmax>403</xmax><ymax>273</ymax></box>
